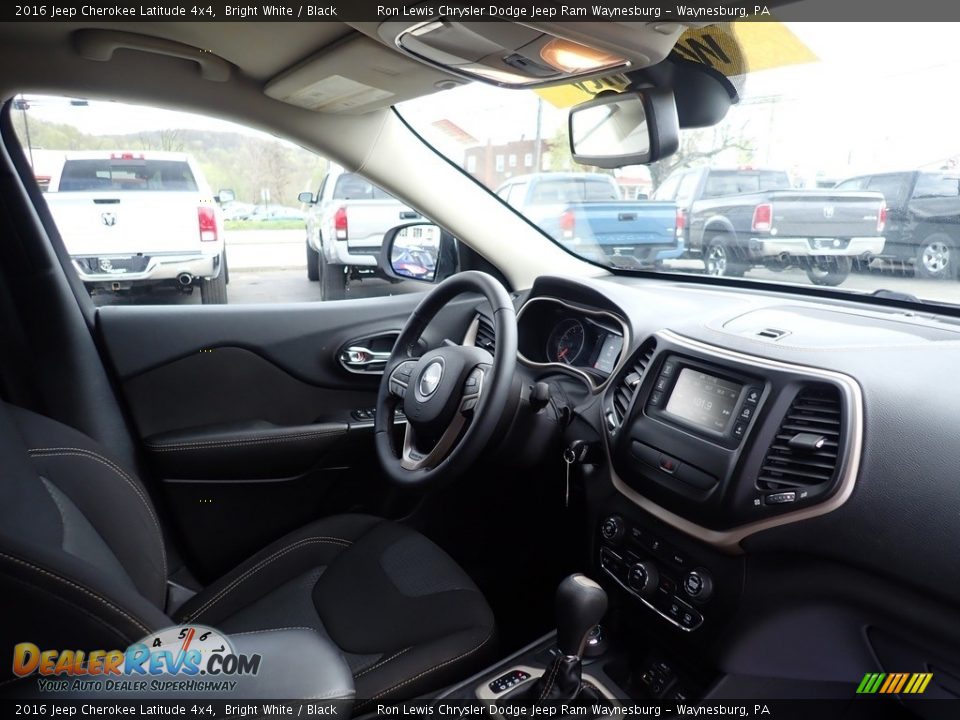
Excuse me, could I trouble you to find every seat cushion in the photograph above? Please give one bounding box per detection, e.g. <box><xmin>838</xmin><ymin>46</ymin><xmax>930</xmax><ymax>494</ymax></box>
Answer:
<box><xmin>175</xmin><ymin>514</ymin><xmax>496</xmax><ymax>706</ymax></box>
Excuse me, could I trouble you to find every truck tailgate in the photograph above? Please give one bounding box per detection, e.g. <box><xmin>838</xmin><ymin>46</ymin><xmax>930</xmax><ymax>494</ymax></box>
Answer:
<box><xmin>767</xmin><ymin>191</ymin><xmax>885</xmax><ymax>238</ymax></box>
<box><xmin>573</xmin><ymin>201</ymin><xmax>677</xmax><ymax>246</ymax></box>
<box><xmin>45</xmin><ymin>191</ymin><xmax>203</xmax><ymax>256</ymax></box>
<box><xmin>345</xmin><ymin>199</ymin><xmax>419</xmax><ymax>250</ymax></box>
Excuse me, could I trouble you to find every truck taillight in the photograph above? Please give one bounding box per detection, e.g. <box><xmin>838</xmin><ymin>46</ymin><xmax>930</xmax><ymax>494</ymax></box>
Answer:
<box><xmin>877</xmin><ymin>204</ymin><xmax>887</xmax><ymax>233</ymax></box>
<box><xmin>334</xmin><ymin>206</ymin><xmax>348</xmax><ymax>240</ymax></box>
<box><xmin>559</xmin><ymin>209</ymin><xmax>575</xmax><ymax>238</ymax></box>
<box><xmin>198</xmin><ymin>206</ymin><xmax>218</xmax><ymax>242</ymax></box>
<box><xmin>676</xmin><ymin>208</ymin><xmax>686</xmax><ymax>235</ymax></box>
<box><xmin>752</xmin><ymin>203</ymin><xmax>773</xmax><ymax>232</ymax></box>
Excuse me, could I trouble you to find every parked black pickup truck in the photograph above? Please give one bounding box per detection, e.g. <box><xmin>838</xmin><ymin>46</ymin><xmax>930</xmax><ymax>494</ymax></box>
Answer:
<box><xmin>653</xmin><ymin>167</ymin><xmax>888</xmax><ymax>286</ymax></box>
<box><xmin>835</xmin><ymin>171</ymin><xmax>960</xmax><ymax>280</ymax></box>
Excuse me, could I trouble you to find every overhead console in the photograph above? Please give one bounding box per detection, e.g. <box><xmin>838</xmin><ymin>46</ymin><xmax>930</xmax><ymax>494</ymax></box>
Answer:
<box><xmin>603</xmin><ymin>331</ymin><xmax>863</xmax><ymax>543</ymax></box>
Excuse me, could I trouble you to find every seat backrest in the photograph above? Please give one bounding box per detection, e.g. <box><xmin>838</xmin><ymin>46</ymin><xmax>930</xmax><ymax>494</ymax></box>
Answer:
<box><xmin>0</xmin><ymin>402</ymin><xmax>171</xmax><ymax>680</ymax></box>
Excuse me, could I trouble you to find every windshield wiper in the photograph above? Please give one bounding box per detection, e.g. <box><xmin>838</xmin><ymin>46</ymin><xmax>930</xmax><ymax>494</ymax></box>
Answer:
<box><xmin>871</xmin><ymin>288</ymin><xmax>921</xmax><ymax>303</ymax></box>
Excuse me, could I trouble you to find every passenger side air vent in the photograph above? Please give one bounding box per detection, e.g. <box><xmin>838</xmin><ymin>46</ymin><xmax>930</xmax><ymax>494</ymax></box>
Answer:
<box><xmin>757</xmin><ymin>385</ymin><xmax>843</xmax><ymax>494</ymax></box>
<box><xmin>474</xmin><ymin>314</ymin><xmax>495</xmax><ymax>353</ymax></box>
<box><xmin>608</xmin><ymin>338</ymin><xmax>657</xmax><ymax>431</ymax></box>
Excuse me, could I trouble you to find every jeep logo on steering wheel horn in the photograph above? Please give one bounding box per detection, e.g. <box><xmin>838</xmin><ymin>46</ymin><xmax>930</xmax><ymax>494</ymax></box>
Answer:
<box><xmin>418</xmin><ymin>360</ymin><xmax>443</xmax><ymax>398</ymax></box>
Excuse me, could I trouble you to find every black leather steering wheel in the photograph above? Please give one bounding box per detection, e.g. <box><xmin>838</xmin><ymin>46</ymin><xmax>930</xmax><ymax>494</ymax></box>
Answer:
<box><xmin>374</xmin><ymin>271</ymin><xmax>517</xmax><ymax>487</ymax></box>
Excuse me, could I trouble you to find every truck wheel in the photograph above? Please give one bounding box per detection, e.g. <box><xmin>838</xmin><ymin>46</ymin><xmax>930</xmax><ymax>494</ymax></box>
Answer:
<box><xmin>705</xmin><ymin>236</ymin><xmax>747</xmax><ymax>278</ymax></box>
<box><xmin>320</xmin><ymin>255</ymin><xmax>347</xmax><ymax>301</ymax></box>
<box><xmin>222</xmin><ymin>251</ymin><xmax>230</xmax><ymax>285</ymax></box>
<box><xmin>806</xmin><ymin>257</ymin><xmax>852</xmax><ymax>287</ymax></box>
<box><xmin>200</xmin><ymin>269</ymin><xmax>228</xmax><ymax>304</ymax></box>
<box><xmin>306</xmin><ymin>241</ymin><xmax>320</xmax><ymax>282</ymax></box>
<box><xmin>915</xmin><ymin>233</ymin><xmax>955</xmax><ymax>280</ymax></box>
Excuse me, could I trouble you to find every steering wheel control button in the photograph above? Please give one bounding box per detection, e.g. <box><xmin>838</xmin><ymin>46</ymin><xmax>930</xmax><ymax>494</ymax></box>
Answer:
<box><xmin>765</xmin><ymin>491</ymin><xmax>797</xmax><ymax>505</ymax></box>
<box><xmin>600</xmin><ymin>515</ymin><xmax>625</xmax><ymax>544</ymax></box>
<box><xmin>683</xmin><ymin>568</ymin><xmax>713</xmax><ymax>602</ymax></box>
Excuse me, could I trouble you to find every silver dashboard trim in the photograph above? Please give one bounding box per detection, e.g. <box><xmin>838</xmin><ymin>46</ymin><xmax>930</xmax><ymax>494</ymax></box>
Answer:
<box><xmin>607</xmin><ymin>329</ymin><xmax>865</xmax><ymax>553</ymax></box>
<box><xmin>516</xmin><ymin>296</ymin><xmax>631</xmax><ymax>393</ymax></box>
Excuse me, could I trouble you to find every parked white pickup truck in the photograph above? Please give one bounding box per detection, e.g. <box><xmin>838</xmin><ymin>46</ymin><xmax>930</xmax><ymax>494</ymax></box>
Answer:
<box><xmin>42</xmin><ymin>151</ymin><xmax>229</xmax><ymax>303</ymax></box>
<box><xmin>298</xmin><ymin>163</ymin><xmax>421</xmax><ymax>300</ymax></box>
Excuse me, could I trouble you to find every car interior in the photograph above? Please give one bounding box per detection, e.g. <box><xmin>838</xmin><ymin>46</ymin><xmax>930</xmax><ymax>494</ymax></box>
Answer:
<box><xmin>2</xmin><ymin>16</ymin><xmax>960</xmax><ymax>718</ymax></box>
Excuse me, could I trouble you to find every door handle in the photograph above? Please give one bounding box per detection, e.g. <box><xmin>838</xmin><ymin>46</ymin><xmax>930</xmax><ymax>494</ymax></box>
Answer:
<box><xmin>340</xmin><ymin>346</ymin><xmax>391</xmax><ymax>373</ymax></box>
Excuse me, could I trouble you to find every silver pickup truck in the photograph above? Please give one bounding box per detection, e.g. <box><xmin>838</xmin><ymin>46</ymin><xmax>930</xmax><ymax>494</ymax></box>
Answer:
<box><xmin>298</xmin><ymin>164</ymin><xmax>420</xmax><ymax>300</ymax></box>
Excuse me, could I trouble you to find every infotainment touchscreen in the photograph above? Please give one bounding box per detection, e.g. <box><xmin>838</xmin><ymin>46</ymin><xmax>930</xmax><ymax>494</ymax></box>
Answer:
<box><xmin>663</xmin><ymin>368</ymin><xmax>742</xmax><ymax>433</ymax></box>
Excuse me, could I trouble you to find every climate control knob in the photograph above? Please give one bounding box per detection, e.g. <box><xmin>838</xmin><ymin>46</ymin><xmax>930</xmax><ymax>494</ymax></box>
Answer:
<box><xmin>627</xmin><ymin>561</ymin><xmax>659</xmax><ymax>598</ymax></box>
<box><xmin>600</xmin><ymin>515</ymin><xmax>625</xmax><ymax>544</ymax></box>
<box><xmin>683</xmin><ymin>568</ymin><xmax>714</xmax><ymax>602</ymax></box>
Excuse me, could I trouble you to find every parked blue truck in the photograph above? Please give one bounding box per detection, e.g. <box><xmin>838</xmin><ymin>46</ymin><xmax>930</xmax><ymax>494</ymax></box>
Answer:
<box><xmin>495</xmin><ymin>172</ymin><xmax>681</xmax><ymax>268</ymax></box>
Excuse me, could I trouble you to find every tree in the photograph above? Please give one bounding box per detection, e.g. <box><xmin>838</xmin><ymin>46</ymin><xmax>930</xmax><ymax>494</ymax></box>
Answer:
<box><xmin>648</xmin><ymin>122</ymin><xmax>755</xmax><ymax>191</ymax></box>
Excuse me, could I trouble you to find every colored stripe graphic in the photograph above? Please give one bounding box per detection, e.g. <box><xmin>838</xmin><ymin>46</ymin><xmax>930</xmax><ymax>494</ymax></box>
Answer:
<box><xmin>857</xmin><ymin>672</ymin><xmax>933</xmax><ymax>694</ymax></box>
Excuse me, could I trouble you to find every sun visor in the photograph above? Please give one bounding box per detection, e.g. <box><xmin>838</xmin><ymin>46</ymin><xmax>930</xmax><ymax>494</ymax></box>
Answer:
<box><xmin>265</xmin><ymin>35</ymin><xmax>463</xmax><ymax>114</ymax></box>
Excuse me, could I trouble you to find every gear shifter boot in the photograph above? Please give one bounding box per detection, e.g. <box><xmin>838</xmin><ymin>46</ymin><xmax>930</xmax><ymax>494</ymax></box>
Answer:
<box><xmin>520</xmin><ymin>655</ymin><xmax>582</xmax><ymax>699</ymax></box>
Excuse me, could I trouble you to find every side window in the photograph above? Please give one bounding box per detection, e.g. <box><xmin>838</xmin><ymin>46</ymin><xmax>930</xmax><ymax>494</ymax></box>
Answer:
<box><xmin>912</xmin><ymin>173</ymin><xmax>960</xmax><ymax>199</ymax></box>
<box><xmin>675</xmin><ymin>172</ymin><xmax>701</xmax><ymax>206</ymax></box>
<box><xmin>866</xmin><ymin>174</ymin><xmax>909</xmax><ymax>207</ymax></box>
<box><xmin>505</xmin><ymin>181</ymin><xmax>528</xmax><ymax>208</ymax></box>
<box><xmin>835</xmin><ymin>177</ymin><xmax>867</xmax><ymax>191</ymax></box>
<box><xmin>13</xmin><ymin>95</ymin><xmax>434</xmax><ymax>306</ymax></box>
<box><xmin>653</xmin><ymin>173</ymin><xmax>682</xmax><ymax>201</ymax></box>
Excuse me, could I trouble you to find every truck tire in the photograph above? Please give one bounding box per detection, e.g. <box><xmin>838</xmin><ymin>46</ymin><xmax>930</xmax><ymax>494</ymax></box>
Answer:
<box><xmin>306</xmin><ymin>240</ymin><xmax>320</xmax><ymax>282</ymax></box>
<box><xmin>915</xmin><ymin>233</ymin><xmax>955</xmax><ymax>280</ymax></box>
<box><xmin>320</xmin><ymin>255</ymin><xmax>347</xmax><ymax>301</ymax></box>
<box><xmin>806</xmin><ymin>257</ymin><xmax>852</xmax><ymax>287</ymax></box>
<box><xmin>200</xmin><ymin>268</ymin><xmax>228</xmax><ymax>304</ymax></box>
<box><xmin>222</xmin><ymin>250</ymin><xmax>230</xmax><ymax>285</ymax></box>
<box><xmin>705</xmin><ymin>235</ymin><xmax>747</xmax><ymax>278</ymax></box>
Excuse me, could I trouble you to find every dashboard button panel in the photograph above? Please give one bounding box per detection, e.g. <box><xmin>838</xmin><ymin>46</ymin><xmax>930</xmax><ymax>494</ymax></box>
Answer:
<box><xmin>598</xmin><ymin>517</ymin><xmax>710</xmax><ymax>632</ymax></box>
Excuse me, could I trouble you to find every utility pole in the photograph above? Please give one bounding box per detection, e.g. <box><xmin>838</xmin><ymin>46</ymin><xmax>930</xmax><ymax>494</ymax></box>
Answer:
<box><xmin>533</xmin><ymin>97</ymin><xmax>543</xmax><ymax>172</ymax></box>
<box><xmin>16</xmin><ymin>95</ymin><xmax>34</xmax><ymax>169</ymax></box>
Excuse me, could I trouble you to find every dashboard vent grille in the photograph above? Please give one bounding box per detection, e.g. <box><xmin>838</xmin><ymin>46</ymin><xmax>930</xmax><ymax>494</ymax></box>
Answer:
<box><xmin>757</xmin><ymin>385</ymin><xmax>843</xmax><ymax>492</ymax></box>
<box><xmin>474</xmin><ymin>314</ymin><xmax>495</xmax><ymax>353</ymax></box>
<box><xmin>610</xmin><ymin>338</ymin><xmax>657</xmax><ymax>429</ymax></box>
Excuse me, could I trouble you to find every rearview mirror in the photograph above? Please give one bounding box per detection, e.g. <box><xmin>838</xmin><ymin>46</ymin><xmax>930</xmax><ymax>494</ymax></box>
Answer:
<box><xmin>216</xmin><ymin>188</ymin><xmax>235</xmax><ymax>204</ymax></box>
<box><xmin>568</xmin><ymin>88</ymin><xmax>679</xmax><ymax>168</ymax></box>
<box><xmin>379</xmin><ymin>223</ymin><xmax>458</xmax><ymax>284</ymax></box>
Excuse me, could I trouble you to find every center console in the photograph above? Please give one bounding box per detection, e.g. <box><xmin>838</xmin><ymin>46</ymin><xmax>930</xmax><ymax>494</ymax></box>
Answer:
<box><xmin>603</xmin><ymin>331</ymin><xmax>861</xmax><ymax>535</ymax></box>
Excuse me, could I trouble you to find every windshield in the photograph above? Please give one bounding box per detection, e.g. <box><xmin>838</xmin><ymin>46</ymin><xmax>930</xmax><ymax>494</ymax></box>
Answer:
<box><xmin>397</xmin><ymin>22</ymin><xmax>960</xmax><ymax>306</ymax></box>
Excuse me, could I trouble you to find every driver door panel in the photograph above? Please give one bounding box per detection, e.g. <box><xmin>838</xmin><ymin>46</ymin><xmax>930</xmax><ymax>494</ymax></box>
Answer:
<box><xmin>96</xmin><ymin>295</ymin><xmax>478</xmax><ymax>581</ymax></box>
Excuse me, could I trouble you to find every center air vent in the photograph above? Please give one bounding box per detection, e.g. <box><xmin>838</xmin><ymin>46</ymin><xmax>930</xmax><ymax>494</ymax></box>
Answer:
<box><xmin>757</xmin><ymin>385</ymin><xmax>843</xmax><ymax>495</ymax></box>
<box><xmin>608</xmin><ymin>338</ymin><xmax>657</xmax><ymax>430</ymax></box>
<box><xmin>474</xmin><ymin>314</ymin><xmax>495</xmax><ymax>354</ymax></box>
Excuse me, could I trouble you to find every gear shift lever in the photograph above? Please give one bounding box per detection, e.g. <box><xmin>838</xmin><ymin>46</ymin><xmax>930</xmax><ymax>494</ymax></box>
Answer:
<box><xmin>521</xmin><ymin>574</ymin><xmax>608</xmax><ymax>700</ymax></box>
<box><xmin>556</xmin><ymin>574</ymin><xmax>608</xmax><ymax>658</ymax></box>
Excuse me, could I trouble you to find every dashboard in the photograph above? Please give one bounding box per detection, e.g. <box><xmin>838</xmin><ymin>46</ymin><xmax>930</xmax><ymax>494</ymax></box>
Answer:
<box><xmin>492</xmin><ymin>274</ymin><xmax>960</xmax><ymax>693</ymax></box>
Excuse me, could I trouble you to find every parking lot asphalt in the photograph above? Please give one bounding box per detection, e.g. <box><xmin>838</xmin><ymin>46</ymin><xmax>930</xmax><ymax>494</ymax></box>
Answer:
<box><xmin>89</xmin><ymin>229</ymin><xmax>960</xmax><ymax>308</ymax></box>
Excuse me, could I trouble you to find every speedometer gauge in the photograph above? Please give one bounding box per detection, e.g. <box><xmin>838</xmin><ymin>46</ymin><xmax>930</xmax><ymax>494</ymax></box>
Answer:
<box><xmin>548</xmin><ymin>318</ymin><xmax>586</xmax><ymax>365</ymax></box>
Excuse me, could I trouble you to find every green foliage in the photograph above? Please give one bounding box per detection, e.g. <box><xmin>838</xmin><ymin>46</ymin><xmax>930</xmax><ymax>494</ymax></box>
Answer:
<box><xmin>225</xmin><ymin>219</ymin><xmax>305</xmax><ymax>231</ymax></box>
<box><xmin>11</xmin><ymin>114</ymin><xmax>328</xmax><ymax>207</ymax></box>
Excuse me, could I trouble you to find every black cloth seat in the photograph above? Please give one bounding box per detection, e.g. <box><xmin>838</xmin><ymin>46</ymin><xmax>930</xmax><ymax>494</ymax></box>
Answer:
<box><xmin>0</xmin><ymin>403</ymin><xmax>495</xmax><ymax>703</ymax></box>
